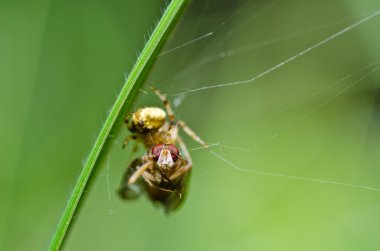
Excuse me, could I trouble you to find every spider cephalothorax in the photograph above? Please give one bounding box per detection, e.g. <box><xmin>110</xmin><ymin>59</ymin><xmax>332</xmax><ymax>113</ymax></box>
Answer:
<box><xmin>118</xmin><ymin>87</ymin><xmax>207</xmax><ymax>213</ymax></box>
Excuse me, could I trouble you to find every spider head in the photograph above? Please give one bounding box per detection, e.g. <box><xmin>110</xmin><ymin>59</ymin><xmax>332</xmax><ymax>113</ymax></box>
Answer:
<box><xmin>151</xmin><ymin>144</ymin><xmax>179</xmax><ymax>169</ymax></box>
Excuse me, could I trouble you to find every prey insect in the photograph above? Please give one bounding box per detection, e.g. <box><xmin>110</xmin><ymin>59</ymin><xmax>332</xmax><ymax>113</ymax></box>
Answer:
<box><xmin>118</xmin><ymin>87</ymin><xmax>207</xmax><ymax>213</ymax></box>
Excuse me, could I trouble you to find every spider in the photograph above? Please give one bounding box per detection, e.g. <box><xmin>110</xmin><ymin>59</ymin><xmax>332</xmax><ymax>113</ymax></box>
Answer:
<box><xmin>118</xmin><ymin>87</ymin><xmax>207</xmax><ymax>213</ymax></box>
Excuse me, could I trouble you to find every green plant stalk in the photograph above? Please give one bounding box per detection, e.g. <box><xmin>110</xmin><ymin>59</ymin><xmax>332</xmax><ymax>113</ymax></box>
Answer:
<box><xmin>49</xmin><ymin>0</ymin><xmax>187</xmax><ymax>250</ymax></box>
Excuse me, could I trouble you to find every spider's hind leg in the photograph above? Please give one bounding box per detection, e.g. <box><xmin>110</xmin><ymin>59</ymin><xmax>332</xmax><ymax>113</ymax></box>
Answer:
<box><xmin>150</xmin><ymin>86</ymin><xmax>175</xmax><ymax>123</ymax></box>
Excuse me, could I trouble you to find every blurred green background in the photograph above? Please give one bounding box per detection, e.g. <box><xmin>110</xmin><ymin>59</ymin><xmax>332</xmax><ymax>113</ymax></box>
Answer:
<box><xmin>1</xmin><ymin>0</ymin><xmax>380</xmax><ymax>250</ymax></box>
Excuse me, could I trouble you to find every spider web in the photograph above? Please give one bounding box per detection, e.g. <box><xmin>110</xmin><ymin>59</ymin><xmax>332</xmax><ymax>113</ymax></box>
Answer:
<box><xmin>139</xmin><ymin>0</ymin><xmax>380</xmax><ymax>193</ymax></box>
<box><xmin>89</xmin><ymin>0</ymin><xmax>380</xmax><ymax>250</ymax></box>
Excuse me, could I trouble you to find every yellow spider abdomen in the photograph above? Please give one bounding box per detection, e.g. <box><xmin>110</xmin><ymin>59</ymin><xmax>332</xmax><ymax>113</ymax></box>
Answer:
<box><xmin>132</xmin><ymin>107</ymin><xmax>166</xmax><ymax>131</ymax></box>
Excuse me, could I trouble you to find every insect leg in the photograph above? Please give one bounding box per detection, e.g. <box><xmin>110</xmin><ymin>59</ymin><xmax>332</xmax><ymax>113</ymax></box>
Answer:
<box><xmin>142</xmin><ymin>172</ymin><xmax>178</xmax><ymax>195</ymax></box>
<box><xmin>128</xmin><ymin>160</ymin><xmax>153</xmax><ymax>185</ymax></box>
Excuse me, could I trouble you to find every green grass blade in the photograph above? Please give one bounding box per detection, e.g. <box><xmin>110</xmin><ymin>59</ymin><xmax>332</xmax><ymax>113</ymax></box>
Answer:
<box><xmin>49</xmin><ymin>1</ymin><xmax>187</xmax><ymax>250</ymax></box>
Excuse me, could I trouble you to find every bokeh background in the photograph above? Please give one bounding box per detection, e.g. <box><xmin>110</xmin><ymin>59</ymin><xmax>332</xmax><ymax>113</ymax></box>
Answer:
<box><xmin>1</xmin><ymin>0</ymin><xmax>380</xmax><ymax>250</ymax></box>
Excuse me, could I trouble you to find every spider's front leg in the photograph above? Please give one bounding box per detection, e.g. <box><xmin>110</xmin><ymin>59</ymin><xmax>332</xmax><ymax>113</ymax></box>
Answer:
<box><xmin>178</xmin><ymin>120</ymin><xmax>208</xmax><ymax>148</ymax></box>
<box><xmin>150</xmin><ymin>86</ymin><xmax>175</xmax><ymax>122</ymax></box>
<box><xmin>122</xmin><ymin>113</ymin><xmax>133</xmax><ymax>149</ymax></box>
<box><xmin>170</xmin><ymin>136</ymin><xmax>192</xmax><ymax>180</ymax></box>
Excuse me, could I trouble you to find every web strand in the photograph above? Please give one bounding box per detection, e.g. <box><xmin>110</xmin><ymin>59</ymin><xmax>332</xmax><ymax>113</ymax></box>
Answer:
<box><xmin>209</xmin><ymin>150</ymin><xmax>380</xmax><ymax>193</ymax></box>
<box><xmin>204</xmin><ymin>66</ymin><xmax>380</xmax><ymax>192</ymax></box>
<box><xmin>230</xmin><ymin>59</ymin><xmax>380</xmax><ymax>139</ymax></box>
<box><xmin>158</xmin><ymin>32</ymin><xmax>214</xmax><ymax>56</ymax></box>
<box><xmin>175</xmin><ymin>13</ymin><xmax>368</xmax><ymax>80</ymax></box>
<box><xmin>168</xmin><ymin>10</ymin><xmax>380</xmax><ymax>96</ymax></box>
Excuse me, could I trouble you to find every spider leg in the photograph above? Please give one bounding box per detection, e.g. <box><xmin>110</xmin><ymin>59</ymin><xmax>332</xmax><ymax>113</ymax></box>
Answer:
<box><xmin>167</xmin><ymin>123</ymin><xmax>179</xmax><ymax>144</ymax></box>
<box><xmin>170</xmin><ymin>136</ymin><xmax>192</xmax><ymax>180</ymax></box>
<box><xmin>178</xmin><ymin>120</ymin><xmax>208</xmax><ymax>148</ymax></box>
<box><xmin>128</xmin><ymin>160</ymin><xmax>153</xmax><ymax>185</ymax></box>
<box><xmin>124</xmin><ymin>113</ymin><xmax>131</xmax><ymax>124</ymax></box>
<box><xmin>122</xmin><ymin>135</ymin><xmax>140</xmax><ymax>149</ymax></box>
<box><xmin>122</xmin><ymin>135</ymin><xmax>132</xmax><ymax>149</ymax></box>
<box><xmin>177</xmin><ymin>135</ymin><xmax>192</xmax><ymax>165</ymax></box>
<box><xmin>131</xmin><ymin>142</ymin><xmax>139</xmax><ymax>154</ymax></box>
<box><xmin>122</xmin><ymin>113</ymin><xmax>134</xmax><ymax>149</ymax></box>
<box><xmin>150</xmin><ymin>86</ymin><xmax>175</xmax><ymax>123</ymax></box>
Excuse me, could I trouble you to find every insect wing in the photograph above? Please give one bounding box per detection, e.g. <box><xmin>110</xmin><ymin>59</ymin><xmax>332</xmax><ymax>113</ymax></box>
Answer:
<box><xmin>164</xmin><ymin>168</ymin><xmax>192</xmax><ymax>213</ymax></box>
<box><xmin>118</xmin><ymin>158</ymin><xmax>144</xmax><ymax>200</ymax></box>
<box><xmin>145</xmin><ymin>167</ymin><xmax>192</xmax><ymax>213</ymax></box>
